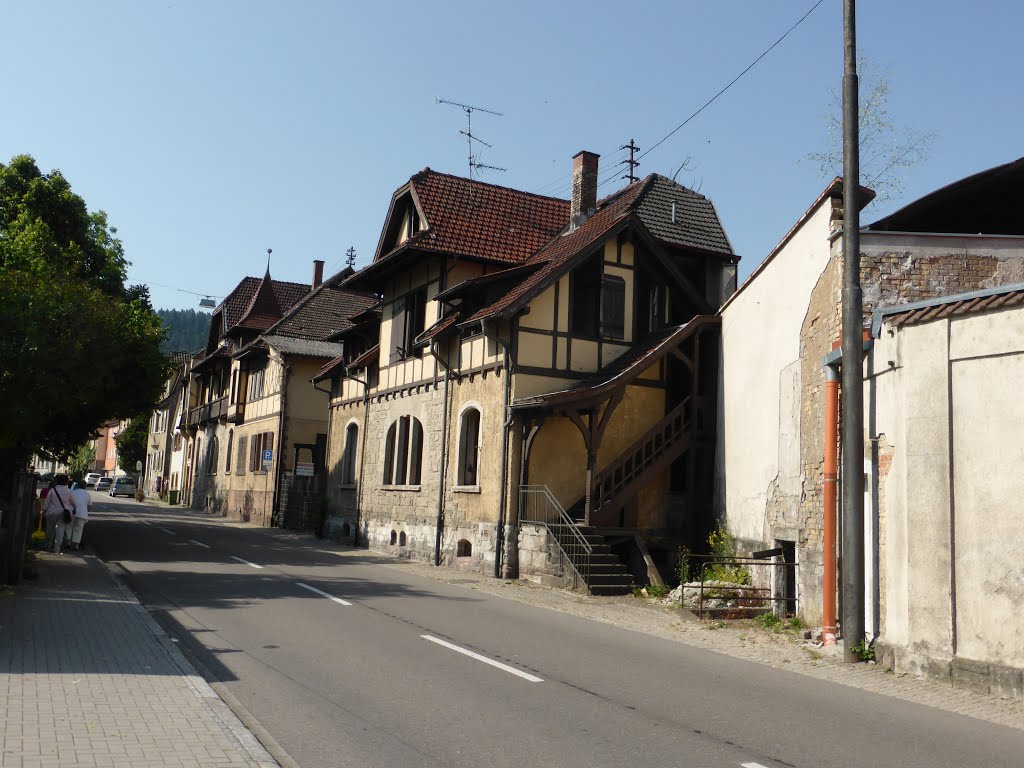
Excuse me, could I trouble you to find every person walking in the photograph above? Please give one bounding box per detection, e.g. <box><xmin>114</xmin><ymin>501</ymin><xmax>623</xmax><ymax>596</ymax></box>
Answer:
<box><xmin>41</xmin><ymin>474</ymin><xmax>77</xmax><ymax>554</ymax></box>
<box><xmin>67</xmin><ymin>480</ymin><xmax>92</xmax><ymax>551</ymax></box>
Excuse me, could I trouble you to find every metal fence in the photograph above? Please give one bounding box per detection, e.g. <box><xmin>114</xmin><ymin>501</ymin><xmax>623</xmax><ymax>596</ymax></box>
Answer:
<box><xmin>682</xmin><ymin>555</ymin><xmax>798</xmax><ymax>620</ymax></box>
<box><xmin>518</xmin><ymin>485</ymin><xmax>593</xmax><ymax>590</ymax></box>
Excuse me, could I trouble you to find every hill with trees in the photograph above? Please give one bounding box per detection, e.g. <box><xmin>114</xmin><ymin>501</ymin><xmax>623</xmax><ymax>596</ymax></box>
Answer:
<box><xmin>158</xmin><ymin>308</ymin><xmax>211</xmax><ymax>353</ymax></box>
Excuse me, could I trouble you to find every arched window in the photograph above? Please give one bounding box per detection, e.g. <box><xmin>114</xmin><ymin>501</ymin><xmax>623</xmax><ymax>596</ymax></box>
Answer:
<box><xmin>457</xmin><ymin>407</ymin><xmax>481</xmax><ymax>486</ymax></box>
<box><xmin>457</xmin><ymin>539</ymin><xmax>472</xmax><ymax>558</ymax></box>
<box><xmin>225</xmin><ymin>430</ymin><xmax>233</xmax><ymax>474</ymax></box>
<box><xmin>399</xmin><ymin>531</ymin><xmax>407</xmax><ymax>547</ymax></box>
<box><xmin>341</xmin><ymin>423</ymin><xmax>358</xmax><ymax>485</ymax></box>
<box><xmin>382</xmin><ymin>416</ymin><xmax>424</xmax><ymax>486</ymax></box>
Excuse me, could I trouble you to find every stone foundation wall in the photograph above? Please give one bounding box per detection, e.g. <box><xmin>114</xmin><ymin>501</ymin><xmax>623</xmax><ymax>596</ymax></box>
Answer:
<box><xmin>516</xmin><ymin>523</ymin><xmax>585</xmax><ymax>591</ymax></box>
<box><xmin>876</xmin><ymin>643</ymin><xmax>1024</xmax><ymax>702</ymax></box>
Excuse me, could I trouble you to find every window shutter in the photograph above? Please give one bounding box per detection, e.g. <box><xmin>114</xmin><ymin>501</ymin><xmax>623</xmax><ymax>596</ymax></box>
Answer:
<box><xmin>390</xmin><ymin>296</ymin><xmax>406</xmax><ymax>364</ymax></box>
<box><xmin>601</xmin><ymin>275</ymin><xmax>626</xmax><ymax>340</ymax></box>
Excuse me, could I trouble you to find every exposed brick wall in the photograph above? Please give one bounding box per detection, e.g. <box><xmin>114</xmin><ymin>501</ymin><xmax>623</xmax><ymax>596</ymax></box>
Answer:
<box><xmin>793</xmin><ymin>243</ymin><xmax>1024</xmax><ymax>624</ymax></box>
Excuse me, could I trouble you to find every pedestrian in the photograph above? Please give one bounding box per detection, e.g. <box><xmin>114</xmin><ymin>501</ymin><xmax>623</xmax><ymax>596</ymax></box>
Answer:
<box><xmin>67</xmin><ymin>480</ymin><xmax>92</xmax><ymax>552</ymax></box>
<box><xmin>41</xmin><ymin>474</ymin><xmax>77</xmax><ymax>554</ymax></box>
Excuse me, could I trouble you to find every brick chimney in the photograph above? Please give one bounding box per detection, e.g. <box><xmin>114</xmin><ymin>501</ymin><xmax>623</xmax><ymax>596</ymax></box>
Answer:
<box><xmin>570</xmin><ymin>150</ymin><xmax>600</xmax><ymax>230</ymax></box>
<box><xmin>312</xmin><ymin>259</ymin><xmax>324</xmax><ymax>289</ymax></box>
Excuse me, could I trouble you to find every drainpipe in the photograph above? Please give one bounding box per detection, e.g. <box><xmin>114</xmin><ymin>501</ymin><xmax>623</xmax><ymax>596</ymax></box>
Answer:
<box><xmin>354</xmin><ymin>386</ymin><xmax>370</xmax><ymax>547</ymax></box>
<box><xmin>822</xmin><ymin>359</ymin><xmax>840</xmax><ymax>646</ymax></box>
<box><xmin>434</xmin><ymin>345</ymin><xmax>452</xmax><ymax>567</ymax></box>
<box><xmin>271</xmin><ymin>361</ymin><xmax>289</xmax><ymax>527</ymax></box>
<box><xmin>493</xmin><ymin>330</ymin><xmax>513</xmax><ymax>579</ymax></box>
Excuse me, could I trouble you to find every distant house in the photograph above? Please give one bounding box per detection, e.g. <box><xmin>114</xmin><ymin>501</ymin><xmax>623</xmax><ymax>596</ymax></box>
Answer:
<box><xmin>181</xmin><ymin>261</ymin><xmax>375</xmax><ymax>523</ymax></box>
<box><xmin>143</xmin><ymin>352</ymin><xmax>192</xmax><ymax>499</ymax></box>
<box><xmin>318</xmin><ymin>152</ymin><xmax>737</xmax><ymax>592</ymax></box>
<box><xmin>717</xmin><ymin>157</ymin><xmax>1024</xmax><ymax>690</ymax></box>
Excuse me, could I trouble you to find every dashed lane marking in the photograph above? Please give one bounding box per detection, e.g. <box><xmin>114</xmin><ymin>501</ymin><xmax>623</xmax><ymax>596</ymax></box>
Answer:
<box><xmin>741</xmin><ymin>763</ymin><xmax>771</xmax><ymax>768</ymax></box>
<box><xmin>159</xmin><ymin>528</ymin><xmax>176</xmax><ymax>535</ymax></box>
<box><xmin>230</xmin><ymin>555</ymin><xmax>263</xmax><ymax>569</ymax></box>
<box><xmin>296</xmin><ymin>582</ymin><xmax>353</xmax><ymax>606</ymax></box>
<box><xmin>188</xmin><ymin>540</ymin><xmax>211</xmax><ymax>549</ymax></box>
<box><xmin>421</xmin><ymin>635</ymin><xmax>543</xmax><ymax>683</ymax></box>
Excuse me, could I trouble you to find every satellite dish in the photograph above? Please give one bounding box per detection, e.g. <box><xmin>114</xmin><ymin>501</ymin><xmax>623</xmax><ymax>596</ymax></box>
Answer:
<box><xmin>199</xmin><ymin>297</ymin><xmax>216</xmax><ymax>309</ymax></box>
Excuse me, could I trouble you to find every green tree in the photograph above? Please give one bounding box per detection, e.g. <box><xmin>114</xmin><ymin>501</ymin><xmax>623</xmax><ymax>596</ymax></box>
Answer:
<box><xmin>115</xmin><ymin>415</ymin><xmax>149</xmax><ymax>475</ymax></box>
<box><xmin>807</xmin><ymin>60</ymin><xmax>936</xmax><ymax>204</ymax></box>
<box><xmin>0</xmin><ymin>155</ymin><xmax>168</xmax><ymax>466</ymax></box>
<box><xmin>67</xmin><ymin>442</ymin><xmax>96</xmax><ymax>478</ymax></box>
<box><xmin>157</xmin><ymin>308</ymin><xmax>211</xmax><ymax>353</ymax></box>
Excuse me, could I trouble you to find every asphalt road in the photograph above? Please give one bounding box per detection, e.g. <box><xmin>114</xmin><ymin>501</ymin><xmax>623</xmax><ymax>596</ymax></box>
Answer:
<box><xmin>85</xmin><ymin>494</ymin><xmax>1024</xmax><ymax>768</ymax></box>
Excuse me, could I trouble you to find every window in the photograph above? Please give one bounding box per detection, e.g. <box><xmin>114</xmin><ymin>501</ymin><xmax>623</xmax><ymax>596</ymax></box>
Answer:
<box><xmin>341</xmin><ymin>423</ymin><xmax>358</xmax><ymax>485</ymax></box>
<box><xmin>600</xmin><ymin>274</ymin><xmax>626</xmax><ymax>340</ymax></box>
<box><xmin>382</xmin><ymin>416</ymin><xmax>424</xmax><ymax>486</ymax></box>
<box><xmin>235</xmin><ymin>435</ymin><xmax>248</xmax><ymax>475</ymax></box>
<box><xmin>225</xmin><ymin>430</ymin><xmax>233</xmax><ymax>474</ymax></box>
<box><xmin>249</xmin><ymin>367</ymin><xmax>266</xmax><ymax>400</ymax></box>
<box><xmin>457</xmin><ymin>407</ymin><xmax>481</xmax><ymax>487</ymax></box>
<box><xmin>570</xmin><ymin>256</ymin><xmax>602</xmax><ymax>338</ymax></box>
<box><xmin>230</xmin><ymin>370</ymin><xmax>238</xmax><ymax>405</ymax></box>
<box><xmin>388</xmin><ymin>287</ymin><xmax>428</xmax><ymax>363</ymax></box>
<box><xmin>248</xmin><ymin>431</ymin><xmax>274</xmax><ymax>473</ymax></box>
<box><xmin>207</xmin><ymin>437</ymin><xmax>219</xmax><ymax>475</ymax></box>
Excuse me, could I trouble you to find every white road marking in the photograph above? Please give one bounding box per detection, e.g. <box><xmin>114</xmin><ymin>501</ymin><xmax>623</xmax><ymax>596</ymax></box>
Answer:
<box><xmin>188</xmin><ymin>540</ymin><xmax>211</xmax><ymax>549</ymax></box>
<box><xmin>159</xmin><ymin>528</ymin><xmax>176</xmax><ymax>535</ymax></box>
<box><xmin>296</xmin><ymin>582</ymin><xmax>352</xmax><ymax>606</ymax></box>
<box><xmin>741</xmin><ymin>763</ymin><xmax>771</xmax><ymax>768</ymax></box>
<box><xmin>421</xmin><ymin>635</ymin><xmax>543</xmax><ymax>683</ymax></box>
<box><xmin>230</xmin><ymin>555</ymin><xmax>263</xmax><ymax>569</ymax></box>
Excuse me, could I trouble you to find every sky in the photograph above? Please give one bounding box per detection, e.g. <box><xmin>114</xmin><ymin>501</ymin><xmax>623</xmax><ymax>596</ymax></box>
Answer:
<box><xmin>2</xmin><ymin>1</ymin><xmax>1022</xmax><ymax>311</ymax></box>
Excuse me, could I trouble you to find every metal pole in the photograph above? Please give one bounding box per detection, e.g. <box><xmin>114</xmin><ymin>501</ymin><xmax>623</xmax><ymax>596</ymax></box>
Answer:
<box><xmin>840</xmin><ymin>0</ymin><xmax>865</xmax><ymax>662</ymax></box>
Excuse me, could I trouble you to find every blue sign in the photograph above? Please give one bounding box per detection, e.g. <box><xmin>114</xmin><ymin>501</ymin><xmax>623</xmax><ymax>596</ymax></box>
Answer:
<box><xmin>262</xmin><ymin>449</ymin><xmax>273</xmax><ymax>466</ymax></box>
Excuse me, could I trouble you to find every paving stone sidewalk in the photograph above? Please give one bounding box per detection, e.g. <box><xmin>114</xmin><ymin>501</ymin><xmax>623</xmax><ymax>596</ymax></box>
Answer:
<box><xmin>0</xmin><ymin>551</ymin><xmax>278</xmax><ymax>768</ymax></box>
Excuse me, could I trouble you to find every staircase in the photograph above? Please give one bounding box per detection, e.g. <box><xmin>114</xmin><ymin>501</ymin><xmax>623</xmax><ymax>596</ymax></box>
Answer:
<box><xmin>518</xmin><ymin>486</ymin><xmax>633</xmax><ymax>595</ymax></box>
<box><xmin>584</xmin><ymin>397</ymin><xmax>692</xmax><ymax>526</ymax></box>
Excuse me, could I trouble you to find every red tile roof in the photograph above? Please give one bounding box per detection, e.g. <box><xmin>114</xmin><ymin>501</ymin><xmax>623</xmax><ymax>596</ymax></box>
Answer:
<box><xmin>461</xmin><ymin>177</ymin><xmax>652</xmax><ymax>325</ymax></box>
<box><xmin>379</xmin><ymin>169</ymin><xmax>569</xmax><ymax>266</ymax></box>
<box><xmin>219</xmin><ymin>274</ymin><xmax>310</xmax><ymax>333</ymax></box>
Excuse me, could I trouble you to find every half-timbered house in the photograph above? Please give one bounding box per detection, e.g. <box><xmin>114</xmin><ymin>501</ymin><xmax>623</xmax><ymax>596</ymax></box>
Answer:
<box><xmin>320</xmin><ymin>152</ymin><xmax>737</xmax><ymax>592</ymax></box>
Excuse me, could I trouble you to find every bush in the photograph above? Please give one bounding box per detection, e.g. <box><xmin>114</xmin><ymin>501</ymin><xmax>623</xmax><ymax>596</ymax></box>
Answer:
<box><xmin>702</xmin><ymin>528</ymin><xmax>751</xmax><ymax>585</ymax></box>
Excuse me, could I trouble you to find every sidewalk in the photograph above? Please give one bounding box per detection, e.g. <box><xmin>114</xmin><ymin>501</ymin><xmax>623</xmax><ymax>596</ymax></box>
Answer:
<box><xmin>0</xmin><ymin>551</ymin><xmax>278</xmax><ymax>768</ymax></box>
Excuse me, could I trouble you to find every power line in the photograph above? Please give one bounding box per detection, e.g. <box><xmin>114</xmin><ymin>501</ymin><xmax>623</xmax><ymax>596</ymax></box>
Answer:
<box><xmin>633</xmin><ymin>0</ymin><xmax>827</xmax><ymax>168</ymax></box>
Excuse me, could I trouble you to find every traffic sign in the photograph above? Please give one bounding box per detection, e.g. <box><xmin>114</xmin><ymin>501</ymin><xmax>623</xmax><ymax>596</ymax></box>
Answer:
<box><xmin>262</xmin><ymin>449</ymin><xmax>273</xmax><ymax>468</ymax></box>
<box><xmin>295</xmin><ymin>461</ymin><xmax>315</xmax><ymax>477</ymax></box>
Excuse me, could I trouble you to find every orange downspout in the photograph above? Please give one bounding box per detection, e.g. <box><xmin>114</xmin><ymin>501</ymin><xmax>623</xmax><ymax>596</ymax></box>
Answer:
<box><xmin>822</xmin><ymin>354</ymin><xmax>840</xmax><ymax>646</ymax></box>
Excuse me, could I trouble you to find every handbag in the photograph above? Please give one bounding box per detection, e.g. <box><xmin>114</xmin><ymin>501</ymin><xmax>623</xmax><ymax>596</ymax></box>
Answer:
<box><xmin>53</xmin><ymin>489</ymin><xmax>72</xmax><ymax>524</ymax></box>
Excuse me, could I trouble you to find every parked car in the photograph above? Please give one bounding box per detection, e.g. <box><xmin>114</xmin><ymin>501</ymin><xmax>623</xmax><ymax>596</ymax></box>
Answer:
<box><xmin>84</xmin><ymin>472</ymin><xmax>102</xmax><ymax>488</ymax></box>
<box><xmin>110</xmin><ymin>476</ymin><xmax>136</xmax><ymax>498</ymax></box>
<box><xmin>94</xmin><ymin>477</ymin><xmax>113</xmax><ymax>492</ymax></box>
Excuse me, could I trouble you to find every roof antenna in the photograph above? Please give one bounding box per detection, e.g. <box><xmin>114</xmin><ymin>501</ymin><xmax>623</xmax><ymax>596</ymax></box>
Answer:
<box><xmin>345</xmin><ymin>246</ymin><xmax>357</xmax><ymax>269</ymax></box>
<box><xmin>436</xmin><ymin>98</ymin><xmax>507</xmax><ymax>180</ymax></box>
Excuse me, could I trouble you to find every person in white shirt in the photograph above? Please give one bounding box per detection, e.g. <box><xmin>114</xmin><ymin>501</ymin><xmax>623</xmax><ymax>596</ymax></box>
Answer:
<box><xmin>41</xmin><ymin>475</ymin><xmax>78</xmax><ymax>554</ymax></box>
<box><xmin>68</xmin><ymin>482</ymin><xmax>92</xmax><ymax>551</ymax></box>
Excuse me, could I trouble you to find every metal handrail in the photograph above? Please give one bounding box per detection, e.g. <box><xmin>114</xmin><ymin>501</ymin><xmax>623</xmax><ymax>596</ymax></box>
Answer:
<box><xmin>519</xmin><ymin>485</ymin><xmax>592</xmax><ymax>590</ymax></box>
<box><xmin>681</xmin><ymin>556</ymin><xmax>799</xmax><ymax>619</ymax></box>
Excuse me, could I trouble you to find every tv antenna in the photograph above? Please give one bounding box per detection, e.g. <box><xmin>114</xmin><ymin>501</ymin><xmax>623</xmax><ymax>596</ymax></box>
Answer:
<box><xmin>436</xmin><ymin>98</ymin><xmax>506</xmax><ymax>179</ymax></box>
<box><xmin>345</xmin><ymin>246</ymin><xmax>357</xmax><ymax>269</ymax></box>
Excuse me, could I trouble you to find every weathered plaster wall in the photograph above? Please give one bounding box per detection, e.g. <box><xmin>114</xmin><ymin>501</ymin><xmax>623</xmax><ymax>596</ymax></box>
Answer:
<box><xmin>871</xmin><ymin>307</ymin><xmax>1024</xmax><ymax>693</ymax></box>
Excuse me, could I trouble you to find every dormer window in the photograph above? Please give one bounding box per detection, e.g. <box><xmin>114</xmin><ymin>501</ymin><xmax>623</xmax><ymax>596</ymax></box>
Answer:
<box><xmin>389</xmin><ymin>287</ymin><xmax>427</xmax><ymax>363</ymax></box>
<box><xmin>406</xmin><ymin>206</ymin><xmax>420</xmax><ymax>240</ymax></box>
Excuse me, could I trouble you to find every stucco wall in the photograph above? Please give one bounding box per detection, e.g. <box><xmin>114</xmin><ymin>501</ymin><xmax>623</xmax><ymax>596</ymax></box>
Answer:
<box><xmin>871</xmin><ymin>307</ymin><xmax>1024</xmax><ymax>683</ymax></box>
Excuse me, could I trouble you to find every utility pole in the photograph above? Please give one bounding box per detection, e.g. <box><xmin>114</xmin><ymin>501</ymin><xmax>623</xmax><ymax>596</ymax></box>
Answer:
<box><xmin>840</xmin><ymin>0</ymin><xmax>865</xmax><ymax>662</ymax></box>
<box><xmin>620</xmin><ymin>139</ymin><xmax>640</xmax><ymax>184</ymax></box>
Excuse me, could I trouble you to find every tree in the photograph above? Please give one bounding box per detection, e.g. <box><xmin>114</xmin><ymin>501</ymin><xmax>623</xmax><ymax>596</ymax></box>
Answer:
<box><xmin>67</xmin><ymin>443</ymin><xmax>96</xmax><ymax>479</ymax></box>
<box><xmin>158</xmin><ymin>308</ymin><xmax>211</xmax><ymax>353</ymax></box>
<box><xmin>807</xmin><ymin>60</ymin><xmax>936</xmax><ymax>204</ymax></box>
<box><xmin>115</xmin><ymin>415</ymin><xmax>149</xmax><ymax>475</ymax></box>
<box><xmin>0</xmin><ymin>155</ymin><xmax>168</xmax><ymax>467</ymax></box>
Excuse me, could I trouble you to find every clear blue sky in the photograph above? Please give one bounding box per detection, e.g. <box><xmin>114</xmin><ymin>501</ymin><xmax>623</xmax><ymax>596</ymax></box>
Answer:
<box><xmin>3</xmin><ymin>1</ymin><xmax>1021</xmax><ymax>311</ymax></box>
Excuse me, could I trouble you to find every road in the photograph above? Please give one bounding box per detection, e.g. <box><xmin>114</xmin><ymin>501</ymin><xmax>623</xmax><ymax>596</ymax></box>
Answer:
<box><xmin>85</xmin><ymin>493</ymin><xmax>1024</xmax><ymax>768</ymax></box>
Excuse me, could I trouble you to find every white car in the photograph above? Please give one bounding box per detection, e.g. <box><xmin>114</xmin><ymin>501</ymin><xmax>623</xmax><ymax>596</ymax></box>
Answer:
<box><xmin>94</xmin><ymin>477</ymin><xmax>113</xmax><ymax>493</ymax></box>
<box><xmin>84</xmin><ymin>472</ymin><xmax>102</xmax><ymax>488</ymax></box>
<box><xmin>110</xmin><ymin>476</ymin><xmax>137</xmax><ymax>498</ymax></box>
